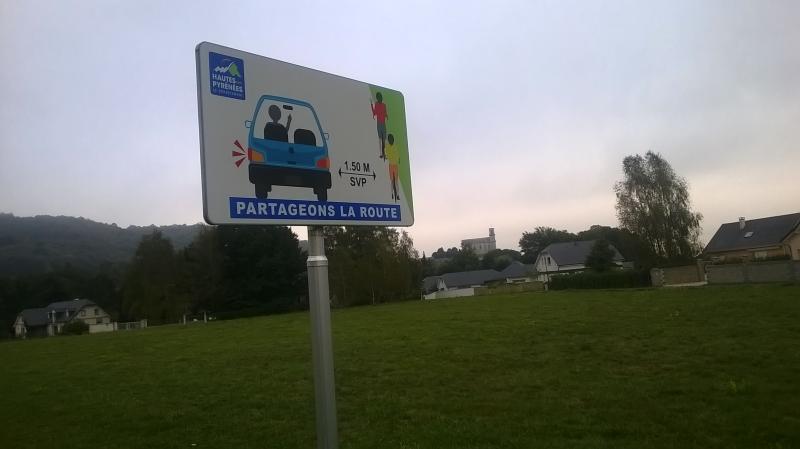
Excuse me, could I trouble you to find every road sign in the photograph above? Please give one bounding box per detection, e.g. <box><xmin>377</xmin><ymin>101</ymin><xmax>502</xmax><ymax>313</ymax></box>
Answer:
<box><xmin>196</xmin><ymin>42</ymin><xmax>414</xmax><ymax>226</ymax></box>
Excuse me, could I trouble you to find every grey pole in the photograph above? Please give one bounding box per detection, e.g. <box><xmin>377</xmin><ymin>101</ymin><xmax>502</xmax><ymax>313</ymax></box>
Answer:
<box><xmin>306</xmin><ymin>226</ymin><xmax>338</xmax><ymax>449</ymax></box>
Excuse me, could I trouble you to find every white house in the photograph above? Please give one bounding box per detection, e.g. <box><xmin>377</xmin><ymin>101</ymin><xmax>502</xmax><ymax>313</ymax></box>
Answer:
<box><xmin>535</xmin><ymin>240</ymin><xmax>625</xmax><ymax>282</ymax></box>
<box><xmin>14</xmin><ymin>299</ymin><xmax>113</xmax><ymax>338</ymax></box>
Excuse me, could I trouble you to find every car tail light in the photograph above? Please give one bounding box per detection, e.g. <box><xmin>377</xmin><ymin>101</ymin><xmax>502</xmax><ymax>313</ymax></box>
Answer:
<box><xmin>248</xmin><ymin>148</ymin><xmax>265</xmax><ymax>162</ymax></box>
<box><xmin>316</xmin><ymin>157</ymin><xmax>330</xmax><ymax>169</ymax></box>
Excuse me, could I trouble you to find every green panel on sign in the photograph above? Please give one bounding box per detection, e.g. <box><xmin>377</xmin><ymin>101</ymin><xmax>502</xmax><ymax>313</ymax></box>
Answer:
<box><xmin>368</xmin><ymin>86</ymin><xmax>413</xmax><ymax>214</ymax></box>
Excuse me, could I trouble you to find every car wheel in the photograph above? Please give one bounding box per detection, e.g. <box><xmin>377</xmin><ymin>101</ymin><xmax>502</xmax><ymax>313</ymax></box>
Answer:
<box><xmin>316</xmin><ymin>188</ymin><xmax>328</xmax><ymax>202</ymax></box>
<box><xmin>255</xmin><ymin>184</ymin><xmax>269</xmax><ymax>199</ymax></box>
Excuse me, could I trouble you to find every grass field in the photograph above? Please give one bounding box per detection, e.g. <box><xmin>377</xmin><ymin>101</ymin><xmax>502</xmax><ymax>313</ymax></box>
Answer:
<box><xmin>2</xmin><ymin>284</ymin><xmax>799</xmax><ymax>449</ymax></box>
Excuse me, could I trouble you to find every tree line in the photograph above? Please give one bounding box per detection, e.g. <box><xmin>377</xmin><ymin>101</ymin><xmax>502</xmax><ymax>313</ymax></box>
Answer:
<box><xmin>0</xmin><ymin>225</ymin><xmax>424</xmax><ymax>337</ymax></box>
<box><xmin>0</xmin><ymin>213</ymin><xmax>203</xmax><ymax>276</ymax></box>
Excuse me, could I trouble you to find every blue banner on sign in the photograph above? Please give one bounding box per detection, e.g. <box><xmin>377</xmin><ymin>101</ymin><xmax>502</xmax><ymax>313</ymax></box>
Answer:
<box><xmin>209</xmin><ymin>52</ymin><xmax>245</xmax><ymax>100</ymax></box>
<box><xmin>229</xmin><ymin>197</ymin><xmax>402</xmax><ymax>222</ymax></box>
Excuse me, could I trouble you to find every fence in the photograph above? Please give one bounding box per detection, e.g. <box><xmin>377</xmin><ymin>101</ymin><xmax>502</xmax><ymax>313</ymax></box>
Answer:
<box><xmin>115</xmin><ymin>319</ymin><xmax>148</xmax><ymax>331</ymax></box>
<box><xmin>706</xmin><ymin>260</ymin><xmax>800</xmax><ymax>284</ymax></box>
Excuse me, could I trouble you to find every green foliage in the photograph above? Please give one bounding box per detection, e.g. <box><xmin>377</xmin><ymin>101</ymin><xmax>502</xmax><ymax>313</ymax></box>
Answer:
<box><xmin>121</xmin><ymin>231</ymin><xmax>186</xmax><ymax>324</ymax></box>
<box><xmin>614</xmin><ymin>151</ymin><xmax>703</xmax><ymax>264</ymax></box>
<box><xmin>0</xmin><ymin>213</ymin><xmax>205</xmax><ymax>276</ymax></box>
<box><xmin>549</xmin><ymin>269</ymin><xmax>651</xmax><ymax>290</ymax></box>
<box><xmin>430</xmin><ymin>247</ymin><xmax>459</xmax><ymax>259</ymax></box>
<box><xmin>577</xmin><ymin>225</ymin><xmax>656</xmax><ymax>268</ymax></box>
<box><xmin>518</xmin><ymin>227</ymin><xmax>577</xmax><ymax>263</ymax></box>
<box><xmin>435</xmin><ymin>246</ymin><xmax>481</xmax><ymax>275</ymax></box>
<box><xmin>324</xmin><ymin>226</ymin><xmax>420</xmax><ymax>306</ymax></box>
<box><xmin>121</xmin><ymin>226</ymin><xmax>307</xmax><ymax>323</ymax></box>
<box><xmin>585</xmin><ymin>239</ymin><xmax>616</xmax><ymax>272</ymax></box>
<box><xmin>212</xmin><ymin>225</ymin><xmax>306</xmax><ymax>312</ymax></box>
<box><xmin>481</xmin><ymin>249</ymin><xmax>521</xmax><ymax>271</ymax></box>
<box><xmin>420</xmin><ymin>253</ymin><xmax>436</xmax><ymax>278</ymax></box>
<box><xmin>177</xmin><ymin>227</ymin><xmax>224</xmax><ymax>313</ymax></box>
<box><xmin>61</xmin><ymin>320</ymin><xmax>89</xmax><ymax>335</ymax></box>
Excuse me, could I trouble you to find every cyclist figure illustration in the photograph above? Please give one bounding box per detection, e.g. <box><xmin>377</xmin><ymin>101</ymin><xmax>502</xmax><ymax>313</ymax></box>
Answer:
<box><xmin>370</xmin><ymin>92</ymin><xmax>388</xmax><ymax>159</ymax></box>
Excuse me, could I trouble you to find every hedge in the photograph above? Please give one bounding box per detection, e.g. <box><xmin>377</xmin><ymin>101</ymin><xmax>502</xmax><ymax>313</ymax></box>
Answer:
<box><xmin>61</xmin><ymin>321</ymin><xmax>90</xmax><ymax>335</ymax></box>
<box><xmin>548</xmin><ymin>269</ymin><xmax>651</xmax><ymax>290</ymax></box>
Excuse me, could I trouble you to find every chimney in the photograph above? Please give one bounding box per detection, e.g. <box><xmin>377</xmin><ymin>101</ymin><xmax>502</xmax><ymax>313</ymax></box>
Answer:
<box><xmin>489</xmin><ymin>228</ymin><xmax>495</xmax><ymax>239</ymax></box>
<box><xmin>739</xmin><ymin>217</ymin><xmax>746</xmax><ymax>230</ymax></box>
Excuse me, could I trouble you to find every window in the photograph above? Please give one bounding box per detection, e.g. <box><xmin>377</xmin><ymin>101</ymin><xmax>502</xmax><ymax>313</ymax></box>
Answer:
<box><xmin>254</xmin><ymin>100</ymin><xmax>322</xmax><ymax>146</ymax></box>
<box><xmin>94</xmin><ymin>308</ymin><xmax>99</xmax><ymax>315</ymax></box>
<box><xmin>744</xmin><ymin>231</ymin><xmax>754</xmax><ymax>238</ymax></box>
<box><xmin>96</xmin><ymin>318</ymin><xmax>105</xmax><ymax>325</ymax></box>
<box><xmin>80</xmin><ymin>310</ymin><xmax>85</xmax><ymax>317</ymax></box>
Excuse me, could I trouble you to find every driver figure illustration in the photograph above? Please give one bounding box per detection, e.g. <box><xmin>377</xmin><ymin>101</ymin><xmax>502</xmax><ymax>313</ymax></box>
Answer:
<box><xmin>263</xmin><ymin>104</ymin><xmax>292</xmax><ymax>142</ymax></box>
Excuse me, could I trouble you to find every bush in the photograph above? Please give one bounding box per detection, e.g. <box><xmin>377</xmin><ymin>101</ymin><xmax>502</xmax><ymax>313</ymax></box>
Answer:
<box><xmin>61</xmin><ymin>321</ymin><xmax>90</xmax><ymax>335</ymax></box>
<box><xmin>549</xmin><ymin>269</ymin><xmax>651</xmax><ymax>290</ymax></box>
<box><xmin>212</xmin><ymin>298</ymin><xmax>303</xmax><ymax>321</ymax></box>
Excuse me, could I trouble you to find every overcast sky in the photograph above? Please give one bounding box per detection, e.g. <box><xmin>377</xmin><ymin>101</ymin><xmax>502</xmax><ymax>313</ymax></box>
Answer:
<box><xmin>1</xmin><ymin>0</ymin><xmax>798</xmax><ymax>255</ymax></box>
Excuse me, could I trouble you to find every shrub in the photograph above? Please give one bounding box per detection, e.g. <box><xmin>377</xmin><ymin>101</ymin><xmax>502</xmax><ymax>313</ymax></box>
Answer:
<box><xmin>212</xmin><ymin>298</ymin><xmax>303</xmax><ymax>321</ymax></box>
<box><xmin>61</xmin><ymin>321</ymin><xmax>90</xmax><ymax>335</ymax></box>
<box><xmin>549</xmin><ymin>269</ymin><xmax>651</xmax><ymax>290</ymax></box>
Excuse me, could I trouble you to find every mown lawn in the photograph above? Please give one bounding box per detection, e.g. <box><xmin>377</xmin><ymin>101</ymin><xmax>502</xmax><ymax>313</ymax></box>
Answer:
<box><xmin>1</xmin><ymin>284</ymin><xmax>799</xmax><ymax>449</ymax></box>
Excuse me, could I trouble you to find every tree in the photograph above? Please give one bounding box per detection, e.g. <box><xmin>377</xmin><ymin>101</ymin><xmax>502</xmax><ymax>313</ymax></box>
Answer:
<box><xmin>481</xmin><ymin>249</ymin><xmax>522</xmax><ymax>271</ymax></box>
<box><xmin>121</xmin><ymin>231</ymin><xmax>186</xmax><ymax>324</ymax></box>
<box><xmin>431</xmin><ymin>247</ymin><xmax>447</xmax><ymax>259</ymax></box>
<box><xmin>323</xmin><ymin>226</ymin><xmax>421</xmax><ymax>306</ymax></box>
<box><xmin>436</xmin><ymin>245</ymin><xmax>481</xmax><ymax>275</ymax></box>
<box><xmin>518</xmin><ymin>227</ymin><xmax>578</xmax><ymax>263</ymax></box>
<box><xmin>577</xmin><ymin>225</ymin><xmax>656</xmax><ymax>268</ymax></box>
<box><xmin>585</xmin><ymin>239</ymin><xmax>616</xmax><ymax>272</ymax></box>
<box><xmin>421</xmin><ymin>253</ymin><xmax>436</xmax><ymax>278</ymax></box>
<box><xmin>213</xmin><ymin>225</ymin><xmax>306</xmax><ymax>312</ymax></box>
<box><xmin>178</xmin><ymin>227</ymin><xmax>224</xmax><ymax>313</ymax></box>
<box><xmin>614</xmin><ymin>151</ymin><xmax>703</xmax><ymax>263</ymax></box>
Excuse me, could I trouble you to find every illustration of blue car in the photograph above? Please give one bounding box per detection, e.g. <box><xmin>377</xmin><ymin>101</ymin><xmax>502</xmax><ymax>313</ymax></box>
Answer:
<box><xmin>245</xmin><ymin>95</ymin><xmax>331</xmax><ymax>201</ymax></box>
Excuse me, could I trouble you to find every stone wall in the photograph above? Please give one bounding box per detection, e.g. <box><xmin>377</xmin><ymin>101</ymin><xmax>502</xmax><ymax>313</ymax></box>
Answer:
<box><xmin>475</xmin><ymin>281</ymin><xmax>544</xmax><ymax>296</ymax></box>
<box><xmin>423</xmin><ymin>287</ymin><xmax>475</xmax><ymax>300</ymax></box>
<box><xmin>706</xmin><ymin>260</ymin><xmax>800</xmax><ymax>284</ymax></box>
<box><xmin>651</xmin><ymin>265</ymin><xmax>703</xmax><ymax>286</ymax></box>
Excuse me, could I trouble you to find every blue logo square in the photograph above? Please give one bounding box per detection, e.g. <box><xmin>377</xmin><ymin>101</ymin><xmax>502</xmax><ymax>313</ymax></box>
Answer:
<box><xmin>209</xmin><ymin>52</ymin><xmax>245</xmax><ymax>100</ymax></box>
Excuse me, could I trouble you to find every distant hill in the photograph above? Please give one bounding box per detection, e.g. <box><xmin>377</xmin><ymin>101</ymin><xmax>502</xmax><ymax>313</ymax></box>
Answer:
<box><xmin>0</xmin><ymin>213</ymin><xmax>206</xmax><ymax>276</ymax></box>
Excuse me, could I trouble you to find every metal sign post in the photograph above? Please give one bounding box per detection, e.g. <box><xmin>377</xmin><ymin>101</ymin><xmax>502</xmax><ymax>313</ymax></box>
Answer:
<box><xmin>306</xmin><ymin>226</ymin><xmax>338</xmax><ymax>449</ymax></box>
